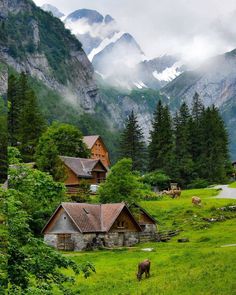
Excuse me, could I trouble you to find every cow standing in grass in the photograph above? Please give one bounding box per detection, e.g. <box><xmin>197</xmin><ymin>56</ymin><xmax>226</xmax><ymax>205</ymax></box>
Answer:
<box><xmin>137</xmin><ymin>259</ymin><xmax>151</xmax><ymax>281</ymax></box>
<box><xmin>192</xmin><ymin>196</ymin><xmax>202</xmax><ymax>206</ymax></box>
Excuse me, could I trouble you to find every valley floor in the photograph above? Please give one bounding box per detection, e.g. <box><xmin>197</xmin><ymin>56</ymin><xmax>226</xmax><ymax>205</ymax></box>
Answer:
<box><xmin>60</xmin><ymin>188</ymin><xmax>236</xmax><ymax>295</ymax></box>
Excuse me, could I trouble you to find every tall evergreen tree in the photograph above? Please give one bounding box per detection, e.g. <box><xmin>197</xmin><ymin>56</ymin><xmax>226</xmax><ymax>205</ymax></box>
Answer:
<box><xmin>173</xmin><ymin>102</ymin><xmax>193</xmax><ymax>185</ymax></box>
<box><xmin>192</xmin><ymin>92</ymin><xmax>204</xmax><ymax>122</ymax></box>
<box><xmin>18</xmin><ymin>89</ymin><xmax>46</xmax><ymax>162</ymax></box>
<box><xmin>120</xmin><ymin>111</ymin><xmax>146</xmax><ymax>171</ymax></box>
<box><xmin>189</xmin><ymin>92</ymin><xmax>205</xmax><ymax>177</ymax></box>
<box><xmin>199</xmin><ymin>105</ymin><xmax>230</xmax><ymax>183</ymax></box>
<box><xmin>8</xmin><ymin>74</ymin><xmax>20</xmax><ymax>146</ymax></box>
<box><xmin>0</xmin><ymin>96</ymin><xmax>7</xmax><ymax>183</ymax></box>
<box><xmin>8</xmin><ymin>73</ymin><xmax>46</xmax><ymax>162</ymax></box>
<box><xmin>149</xmin><ymin>100</ymin><xmax>174</xmax><ymax>175</ymax></box>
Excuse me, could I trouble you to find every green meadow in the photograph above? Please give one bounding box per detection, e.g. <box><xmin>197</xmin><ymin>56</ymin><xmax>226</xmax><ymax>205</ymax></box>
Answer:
<box><xmin>60</xmin><ymin>188</ymin><xmax>236</xmax><ymax>295</ymax></box>
<box><xmin>229</xmin><ymin>182</ymin><xmax>236</xmax><ymax>188</ymax></box>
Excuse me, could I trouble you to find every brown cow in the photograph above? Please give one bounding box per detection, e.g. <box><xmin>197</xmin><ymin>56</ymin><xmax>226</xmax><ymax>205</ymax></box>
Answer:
<box><xmin>192</xmin><ymin>196</ymin><xmax>201</xmax><ymax>206</ymax></box>
<box><xmin>137</xmin><ymin>259</ymin><xmax>151</xmax><ymax>281</ymax></box>
<box><xmin>162</xmin><ymin>189</ymin><xmax>181</xmax><ymax>199</ymax></box>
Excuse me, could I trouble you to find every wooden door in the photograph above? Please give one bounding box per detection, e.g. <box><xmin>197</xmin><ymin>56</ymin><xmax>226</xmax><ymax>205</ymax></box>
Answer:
<box><xmin>57</xmin><ymin>234</ymin><xmax>74</xmax><ymax>251</ymax></box>
<box><xmin>118</xmin><ymin>232</ymin><xmax>124</xmax><ymax>246</ymax></box>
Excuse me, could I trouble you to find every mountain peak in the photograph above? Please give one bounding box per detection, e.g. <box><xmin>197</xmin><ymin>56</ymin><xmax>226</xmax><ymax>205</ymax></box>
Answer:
<box><xmin>104</xmin><ymin>14</ymin><xmax>114</xmax><ymax>24</ymax></box>
<box><xmin>66</xmin><ymin>9</ymin><xmax>104</xmax><ymax>24</ymax></box>
<box><xmin>41</xmin><ymin>3</ymin><xmax>64</xmax><ymax>18</ymax></box>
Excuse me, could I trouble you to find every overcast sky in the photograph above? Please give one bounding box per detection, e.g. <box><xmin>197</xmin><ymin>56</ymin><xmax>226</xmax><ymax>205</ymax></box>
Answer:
<box><xmin>34</xmin><ymin>0</ymin><xmax>236</xmax><ymax>61</ymax></box>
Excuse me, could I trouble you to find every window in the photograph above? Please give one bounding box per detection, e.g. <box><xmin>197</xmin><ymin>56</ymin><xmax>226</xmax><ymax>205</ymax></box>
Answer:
<box><xmin>117</xmin><ymin>221</ymin><xmax>125</xmax><ymax>228</ymax></box>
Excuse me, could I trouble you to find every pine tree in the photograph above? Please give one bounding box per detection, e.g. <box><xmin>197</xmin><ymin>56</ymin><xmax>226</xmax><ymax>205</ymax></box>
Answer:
<box><xmin>192</xmin><ymin>92</ymin><xmax>204</xmax><ymax>122</ymax></box>
<box><xmin>173</xmin><ymin>102</ymin><xmax>193</xmax><ymax>185</ymax></box>
<box><xmin>199</xmin><ymin>106</ymin><xmax>230</xmax><ymax>183</ymax></box>
<box><xmin>18</xmin><ymin>89</ymin><xmax>46</xmax><ymax>162</ymax></box>
<box><xmin>149</xmin><ymin>100</ymin><xmax>174</xmax><ymax>175</ymax></box>
<box><xmin>8</xmin><ymin>74</ymin><xmax>21</xmax><ymax>146</ymax></box>
<box><xmin>189</xmin><ymin>92</ymin><xmax>205</xmax><ymax>177</ymax></box>
<box><xmin>120</xmin><ymin>111</ymin><xmax>146</xmax><ymax>171</ymax></box>
<box><xmin>0</xmin><ymin>96</ymin><xmax>7</xmax><ymax>183</ymax></box>
<box><xmin>8</xmin><ymin>73</ymin><xmax>46</xmax><ymax>162</ymax></box>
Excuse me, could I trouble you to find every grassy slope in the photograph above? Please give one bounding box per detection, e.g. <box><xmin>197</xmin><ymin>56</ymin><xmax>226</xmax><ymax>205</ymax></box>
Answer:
<box><xmin>59</xmin><ymin>188</ymin><xmax>236</xmax><ymax>295</ymax></box>
<box><xmin>229</xmin><ymin>182</ymin><xmax>236</xmax><ymax>188</ymax></box>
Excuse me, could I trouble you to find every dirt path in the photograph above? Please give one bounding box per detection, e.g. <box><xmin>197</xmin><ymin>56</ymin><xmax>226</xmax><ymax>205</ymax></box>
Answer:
<box><xmin>214</xmin><ymin>185</ymin><xmax>236</xmax><ymax>199</ymax></box>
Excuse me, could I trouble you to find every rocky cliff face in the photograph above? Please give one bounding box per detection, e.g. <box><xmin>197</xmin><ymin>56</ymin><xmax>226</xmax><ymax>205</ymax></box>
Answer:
<box><xmin>162</xmin><ymin>50</ymin><xmax>236</xmax><ymax>108</ymax></box>
<box><xmin>0</xmin><ymin>63</ymin><xmax>7</xmax><ymax>97</ymax></box>
<box><xmin>1</xmin><ymin>0</ymin><xmax>99</xmax><ymax>112</ymax></box>
<box><xmin>0</xmin><ymin>0</ymin><xmax>164</xmax><ymax>147</ymax></box>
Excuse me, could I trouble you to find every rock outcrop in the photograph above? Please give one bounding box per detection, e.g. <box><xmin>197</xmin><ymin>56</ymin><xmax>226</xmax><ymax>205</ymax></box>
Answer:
<box><xmin>1</xmin><ymin>0</ymin><xmax>100</xmax><ymax>113</ymax></box>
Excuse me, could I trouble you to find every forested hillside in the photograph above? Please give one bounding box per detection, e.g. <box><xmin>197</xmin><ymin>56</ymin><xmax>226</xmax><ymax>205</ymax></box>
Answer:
<box><xmin>0</xmin><ymin>0</ymin><xmax>169</xmax><ymax>163</ymax></box>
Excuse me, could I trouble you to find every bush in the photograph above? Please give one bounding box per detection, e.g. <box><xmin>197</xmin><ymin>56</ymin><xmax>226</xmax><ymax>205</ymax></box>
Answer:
<box><xmin>142</xmin><ymin>170</ymin><xmax>170</xmax><ymax>191</ymax></box>
<box><xmin>187</xmin><ymin>178</ymin><xmax>209</xmax><ymax>189</ymax></box>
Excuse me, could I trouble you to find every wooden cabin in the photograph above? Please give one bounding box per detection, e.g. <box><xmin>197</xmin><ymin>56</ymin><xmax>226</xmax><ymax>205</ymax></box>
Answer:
<box><xmin>60</xmin><ymin>156</ymin><xmax>108</xmax><ymax>194</ymax></box>
<box><xmin>83</xmin><ymin>135</ymin><xmax>111</xmax><ymax>168</ymax></box>
<box><xmin>42</xmin><ymin>202</ymin><xmax>157</xmax><ymax>251</ymax></box>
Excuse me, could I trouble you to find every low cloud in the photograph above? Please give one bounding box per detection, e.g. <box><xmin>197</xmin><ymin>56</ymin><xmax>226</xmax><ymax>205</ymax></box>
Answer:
<box><xmin>35</xmin><ymin>0</ymin><xmax>236</xmax><ymax>62</ymax></box>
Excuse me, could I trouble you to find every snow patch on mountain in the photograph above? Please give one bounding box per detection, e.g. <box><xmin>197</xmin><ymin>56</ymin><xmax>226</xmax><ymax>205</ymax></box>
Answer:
<box><xmin>153</xmin><ymin>62</ymin><xmax>182</xmax><ymax>82</ymax></box>
<box><xmin>88</xmin><ymin>31</ymin><xmax>124</xmax><ymax>61</ymax></box>
<box><xmin>133</xmin><ymin>81</ymin><xmax>148</xmax><ymax>89</ymax></box>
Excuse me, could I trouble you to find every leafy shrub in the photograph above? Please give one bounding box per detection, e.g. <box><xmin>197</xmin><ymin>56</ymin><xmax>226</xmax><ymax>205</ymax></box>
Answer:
<box><xmin>187</xmin><ymin>178</ymin><xmax>209</xmax><ymax>189</ymax></box>
<box><xmin>142</xmin><ymin>170</ymin><xmax>171</xmax><ymax>191</ymax></box>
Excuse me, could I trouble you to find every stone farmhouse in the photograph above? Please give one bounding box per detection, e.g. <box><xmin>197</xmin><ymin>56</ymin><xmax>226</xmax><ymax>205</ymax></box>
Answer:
<box><xmin>42</xmin><ymin>202</ymin><xmax>157</xmax><ymax>251</ymax></box>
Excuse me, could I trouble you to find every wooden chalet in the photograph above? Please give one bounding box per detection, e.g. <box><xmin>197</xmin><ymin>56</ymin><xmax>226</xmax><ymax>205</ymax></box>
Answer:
<box><xmin>83</xmin><ymin>135</ymin><xmax>111</xmax><ymax>167</ymax></box>
<box><xmin>60</xmin><ymin>156</ymin><xmax>108</xmax><ymax>194</ymax></box>
<box><xmin>42</xmin><ymin>202</ymin><xmax>157</xmax><ymax>251</ymax></box>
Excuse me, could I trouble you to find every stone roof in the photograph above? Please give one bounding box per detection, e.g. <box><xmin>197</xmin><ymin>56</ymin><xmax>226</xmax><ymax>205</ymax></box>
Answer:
<box><xmin>60</xmin><ymin>156</ymin><xmax>107</xmax><ymax>178</ymax></box>
<box><xmin>83</xmin><ymin>135</ymin><xmax>100</xmax><ymax>149</ymax></box>
<box><xmin>43</xmin><ymin>202</ymin><xmax>142</xmax><ymax>233</ymax></box>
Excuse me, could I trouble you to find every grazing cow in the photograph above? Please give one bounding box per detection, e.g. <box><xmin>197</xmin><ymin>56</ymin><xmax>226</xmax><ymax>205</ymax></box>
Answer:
<box><xmin>161</xmin><ymin>189</ymin><xmax>181</xmax><ymax>199</ymax></box>
<box><xmin>192</xmin><ymin>196</ymin><xmax>201</xmax><ymax>206</ymax></box>
<box><xmin>137</xmin><ymin>259</ymin><xmax>151</xmax><ymax>281</ymax></box>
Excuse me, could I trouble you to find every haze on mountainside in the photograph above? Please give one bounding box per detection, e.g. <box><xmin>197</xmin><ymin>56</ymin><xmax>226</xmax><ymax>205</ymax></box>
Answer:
<box><xmin>6</xmin><ymin>0</ymin><xmax>236</xmax><ymax>159</ymax></box>
<box><xmin>35</xmin><ymin>0</ymin><xmax>236</xmax><ymax>63</ymax></box>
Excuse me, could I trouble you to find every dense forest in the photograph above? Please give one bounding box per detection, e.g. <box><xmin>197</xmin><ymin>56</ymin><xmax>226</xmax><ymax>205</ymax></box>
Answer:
<box><xmin>7</xmin><ymin>71</ymin><xmax>231</xmax><ymax>187</ymax></box>
<box><xmin>120</xmin><ymin>93</ymin><xmax>231</xmax><ymax>187</ymax></box>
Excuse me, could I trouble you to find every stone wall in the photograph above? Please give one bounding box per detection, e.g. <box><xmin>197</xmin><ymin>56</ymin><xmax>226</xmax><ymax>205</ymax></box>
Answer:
<box><xmin>44</xmin><ymin>226</ymin><xmax>157</xmax><ymax>251</ymax></box>
<box><xmin>44</xmin><ymin>234</ymin><xmax>58</xmax><ymax>248</ymax></box>
<box><xmin>139</xmin><ymin>224</ymin><xmax>157</xmax><ymax>243</ymax></box>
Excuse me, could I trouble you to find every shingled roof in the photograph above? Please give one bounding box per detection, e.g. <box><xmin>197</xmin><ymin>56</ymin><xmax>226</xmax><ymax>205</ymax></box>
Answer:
<box><xmin>60</xmin><ymin>156</ymin><xmax>107</xmax><ymax>178</ymax></box>
<box><xmin>42</xmin><ymin>202</ymin><xmax>142</xmax><ymax>233</ymax></box>
<box><xmin>83</xmin><ymin>135</ymin><xmax>100</xmax><ymax>149</ymax></box>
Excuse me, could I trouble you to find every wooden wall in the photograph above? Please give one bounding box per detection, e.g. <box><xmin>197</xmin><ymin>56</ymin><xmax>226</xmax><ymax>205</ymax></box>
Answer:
<box><xmin>64</xmin><ymin>165</ymin><xmax>80</xmax><ymax>186</ymax></box>
<box><xmin>138</xmin><ymin>211</ymin><xmax>156</xmax><ymax>225</ymax></box>
<box><xmin>90</xmin><ymin>138</ymin><xmax>110</xmax><ymax>167</ymax></box>
<box><xmin>110</xmin><ymin>208</ymin><xmax>140</xmax><ymax>233</ymax></box>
